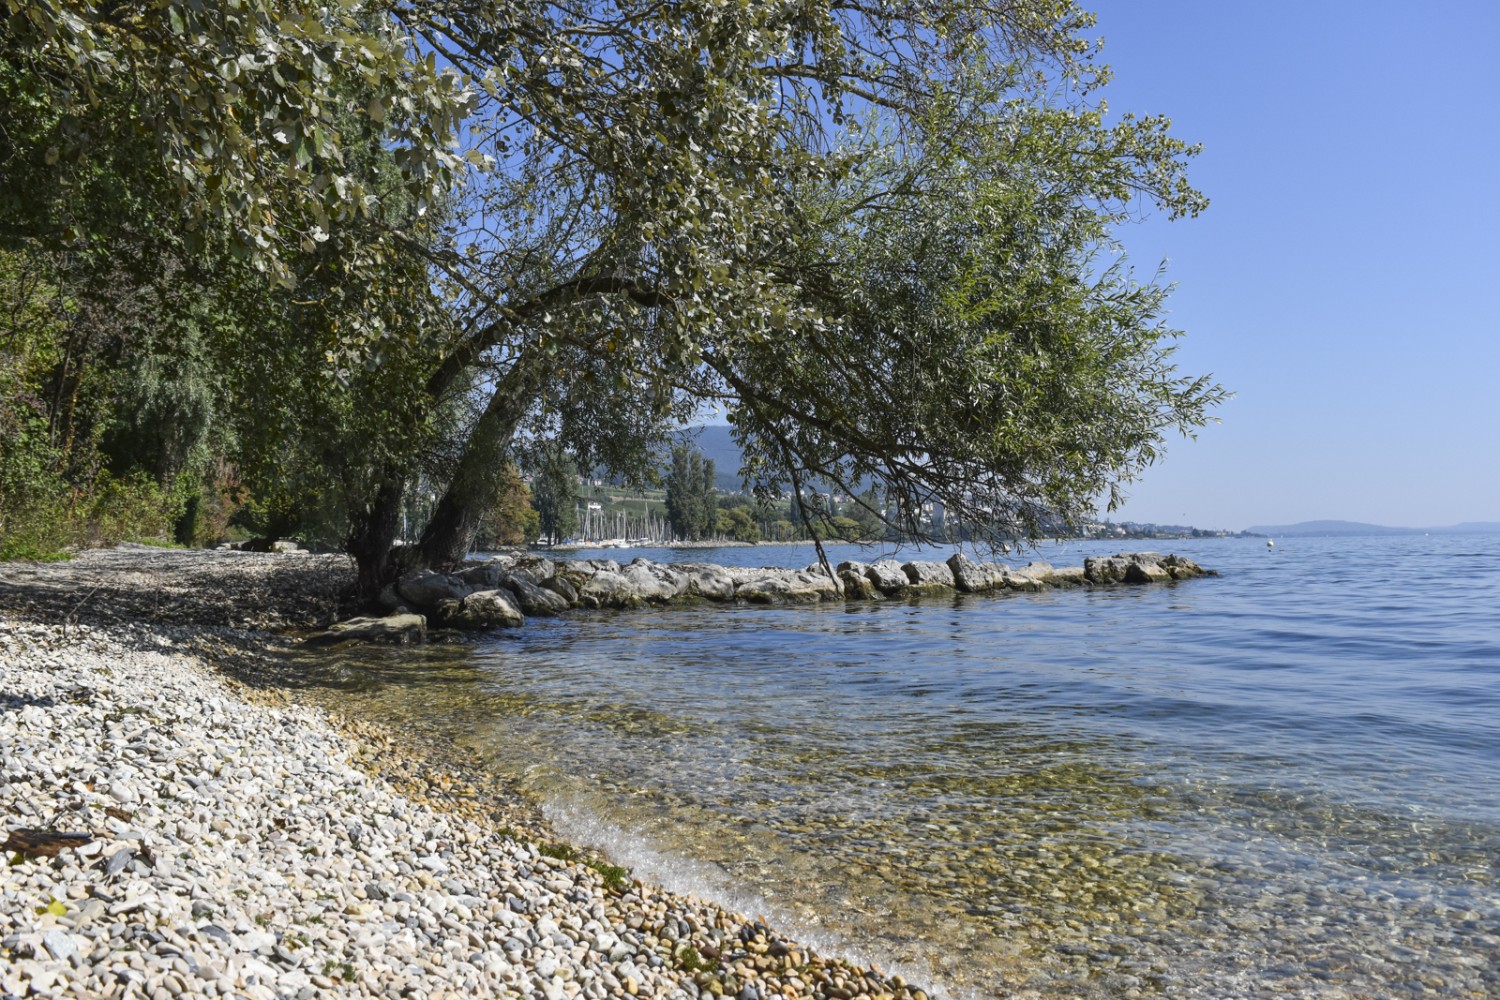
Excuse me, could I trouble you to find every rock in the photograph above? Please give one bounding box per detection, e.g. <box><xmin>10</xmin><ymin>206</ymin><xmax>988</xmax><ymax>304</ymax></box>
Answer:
<box><xmin>576</xmin><ymin>571</ymin><xmax>639</xmax><ymax>609</ymax></box>
<box><xmin>508</xmin><ymin>555</ymin><xmax>558</xmax><ymax>585</ymax></box>
<box><xmin>997</xmin><ymin>562</ymin><xmax>1051</xmax><ymax>592</ymax></box>
<box><xmin>541</xmin><ymin>573</ymin><xmax>579</xmax><ymax>604</ymax></box>
<box><xmin>441</xmin><ymin>589</ymin><xmax>525</xmax><ymax>629</ymax></box>
<box><xmin>1044</xmin><ymin>565</ymin><xmax>1088</xmax><ymax>587</ymax></box>
<box><xmin>735</xmin><ymin>568</ymin><xmax>842</xmax><ymax>604</ymax></box>
<box><xmin>1125</xmin><ymin>560</ymin><xmax>1172</xmax><ymax>584</ymax></box>
<box><xmin>901</xmin><ymin>561</ymin><xmax>955</xmax><ymax>592</ymax></box>
<box><xmin>42</xmin><ymin>929</ymin><xmax>78</xmax><ymax>962</ymax></box>
<box><xmin>836</xmin><ymin>562</ymin><xmax>879</xmax><ymax>600</ymax></box>
<box><xmin>946</xmin><ymin>553</ymin><xmax>1001</xmax><ymax>593</ymax></box>
<box><xmin>621</xmin><ymin>561</ymin><xmax>687</xmax><ymax>603</ymax></box>
<box><xmin>372</xmin><ymin>583</ymin><xmax>405</xmax><ymax>614</ymax></box>
<box><xmin>270</xmin><ymin>540</ymin><xmax>303</xmax><ymax>554</ymax></box>
<box><xmin>1083</xmin><ymin>552</ymin><xmax>1205</xmax><ymax>585</ymax></box>
<box><xmin>671</xmin><ymin>564</ymin><xmax>737</xmax><ymax>601</ymax></box>
<box><xmin>396</xmin><ymin>572</ymin><xmax>473</xmax><ymax>610</ymax></box>
<box><xmin>503</xmin><ymin>575</ymin><xmax>571</xmax><ymax>615</ymax></box>
<box><xmin>1160</xmin><ymin>554</ymin><xmax>1212</xmax><ymax>580</ymax></box>
<box><xmin>311</xmin><ymin>614</ymin><xmax>427</xmax><ymax>646</ymax></box>
<box><xmin>457</xmin><ymin>558</ymin><xmax>513</xmax><ymax>589</ymax></box>
<box><xmin>863</xmin><ymin>560</ymin><xmax>910</xmax><ymax>596</ymax></box>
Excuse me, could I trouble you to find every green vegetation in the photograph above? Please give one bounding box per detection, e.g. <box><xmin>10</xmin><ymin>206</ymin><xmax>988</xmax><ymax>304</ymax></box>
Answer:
<box><xmin>665</xmin><ymin>446</ymin><xmax>718</xmax><ymax>541</ymax></box>
<box><xmin>537</xmin><ymin>841</ymin><xmax>631</xmax><ymax>893</ymax></box>
<box><xmin>2</xmin><ymin>1</ymin><xmax>1222</xmax><ymax>581</ymax></box>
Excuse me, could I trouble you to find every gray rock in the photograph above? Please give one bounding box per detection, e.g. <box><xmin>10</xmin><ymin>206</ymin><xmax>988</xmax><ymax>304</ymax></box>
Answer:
<box><xmin>576</xmin><ymin>571</ymin><xmax>639</xmax><ymax>609</ymax></box>
<box><xmin>1160</xmin><ymin>554</ymin><xmax>1212</xmax><ymax>580</ymax></box>
<box><xmin>671</xmin><ymin>563</ymin><xmax>737</xmax><ymax>601</ymax></box>
<box><xmin>541</xmin><ymin>573</ymin><xmax>579</xmax><ymax>604</ymax></box>
<box><xmin>312</xmin><ymin>613</ymin><xmax>427</xmax><ymax>646</ymax></box>
<box><xmin>372</xmin><ymin>582</ymin><xmax>405</xmax><ymax>614</ymax></box>
<box><xmin>946</xmin><ymin>553</ymin><xmax>1001</xmax><ymax>593</ymax></box>
<box><xmin>736</xmin><ymin>568</ymin><xmax>841</xmax><ymax>604</ymax></box>
<box><xmin>508</xmin><ymin>555</ymin><xmax>557</xmax><ymax>585</ymax></box>
<box><xmin>863</xmin><ymin>560</ymin><xmax>910</xmax><ymax>595</ymax></box>
<box><xmin>396</xmin><ymin>571</ymin><xmax>473</xmax><ymax>610</ymax></box>
<box><xmin>457</xmin><ymin>558</ymin><xmax>513</xmax><ymax>589</ymax></box>
<box><xmin>902</xmin><ymin>560</ymin><xmax>955</xmax><ymax>592</ymax></box>
<box><xmin>998</xmin><ymin>562</ymin><xmax>1051</xmax><ymax>592</ymax></box>
<box><xmin>42</xmin><ymin>930</ymin><xmax>78</xmax><ymax>962</ymax></box>
<box><xmin>621</xmin><ymin>561</ymin><xmax>687</xmax><ymax>603</ymax></box>
<box><xmin>442</xmin><ymin>589</ymin><xmax>525</xmax><ymax>629</ymax></box>
<box><xmin>1044</xmin><ymin>565</ymin><xmax>1088</xmax><ymax>587</ymax></box>
<box><xmin>503</xmin><ymin>575</ymin><xmax>571</xmax><ymax>615</ymax></box>
<box><xmin>836</xmin><ymin>561</ymin><xmax>879</xmax><ymax>600</ymax></box>
<box><xmin>1083</xmin><ymin>552</ymin><xmax>1204</xmax><ymax>585</ymax></box>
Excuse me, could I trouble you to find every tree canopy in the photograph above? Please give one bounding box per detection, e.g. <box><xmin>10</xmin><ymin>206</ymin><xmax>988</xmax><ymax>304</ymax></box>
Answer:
<box><xmin>1</xmin><ymin>0</ymin><xmax>1223</xmax><ymax>590</ymax></box>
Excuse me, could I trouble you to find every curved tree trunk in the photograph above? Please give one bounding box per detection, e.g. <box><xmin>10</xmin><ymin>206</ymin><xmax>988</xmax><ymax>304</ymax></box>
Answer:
<box><xmin>346</xmin><ymin>470</ymin><xmax>406</xmax><ymax>599</ymax></box>
<box><xmin>414</xmin><ymin>353</ymin><xmax>547</xmax><ymax>569</ymax></box>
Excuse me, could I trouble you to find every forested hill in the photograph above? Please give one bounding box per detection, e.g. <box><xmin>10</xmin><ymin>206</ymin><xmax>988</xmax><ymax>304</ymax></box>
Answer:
<box><xmin>1248</xmin><ymin>520</ymin><xmax>1500</xmax><ymax>537</ymax></box>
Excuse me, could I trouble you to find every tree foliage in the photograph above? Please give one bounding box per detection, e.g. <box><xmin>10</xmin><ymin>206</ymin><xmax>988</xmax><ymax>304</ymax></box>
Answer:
<box><xmin>665</xmin><ymin>445</ymin><xmax>717</xmax><ymax>541</ymax></box>
<box><xmin>2</xmin><ymin>0</ymin><xmax>1225</xmax><ymax>585</ymax></box>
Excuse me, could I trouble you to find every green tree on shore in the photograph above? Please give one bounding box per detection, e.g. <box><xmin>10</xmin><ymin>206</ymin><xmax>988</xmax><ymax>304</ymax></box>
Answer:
<box><xmin>665</xmin><ymin>446</ymin><xmax>718</xmax><ymax>541</ymax></box>
<box><xmin>529</xmin><ymin>445</ymin><xmax>579</xmax><ymax>548</ymax></box>
<box><xmin>3</xmin><ymin>1</ymin><xmax>1225</xmax><ymax>594</ymax></box>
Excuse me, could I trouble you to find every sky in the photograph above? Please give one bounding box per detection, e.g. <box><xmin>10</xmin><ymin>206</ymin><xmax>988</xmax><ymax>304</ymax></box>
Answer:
<box><xmin>1080</xmin><ymin>1</ymin><xmax>1500</xmax><ymax>530</ymax></box>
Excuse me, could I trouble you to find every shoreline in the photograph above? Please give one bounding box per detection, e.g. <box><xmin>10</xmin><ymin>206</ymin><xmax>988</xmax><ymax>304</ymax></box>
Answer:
<box><xmin>0</xmin><ymin>548</ymin><xmax>936</xmax><ymax>1000</ymax></box>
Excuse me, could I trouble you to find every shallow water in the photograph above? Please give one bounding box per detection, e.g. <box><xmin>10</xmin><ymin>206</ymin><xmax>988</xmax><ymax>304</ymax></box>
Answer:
<box><xmin>304</xmin><ymin>535</ymin><xmax>1500</xmax><ymax>998</ymax></box>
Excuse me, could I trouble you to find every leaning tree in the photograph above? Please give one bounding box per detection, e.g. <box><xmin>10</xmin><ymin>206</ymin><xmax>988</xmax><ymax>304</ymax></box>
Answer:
<box><xmin>367</xmin><ymin>0</ymin><xmax>1222</xmax><ymax>588</ymax></box>
<box><xmin>4</xmin><ymin>1</ymin><xmax>1223</xmax><ymax>593</ymax></box>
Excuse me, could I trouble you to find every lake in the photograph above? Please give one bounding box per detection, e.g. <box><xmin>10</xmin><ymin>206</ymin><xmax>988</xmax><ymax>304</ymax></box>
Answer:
<box><xmin>305</xmin><ymin>534</ymin><xmax>1500</xmax><ymax>998</ymax></box>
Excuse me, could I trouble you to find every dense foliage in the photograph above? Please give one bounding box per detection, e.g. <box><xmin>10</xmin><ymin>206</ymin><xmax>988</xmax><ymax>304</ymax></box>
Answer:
<box><xmin>664</xmin><ymin>446</ymin><xmax>718</xmax><ymax>542</ymax></box>
<box><xmin>1</xmin><ymin>0</ymin><xmax>1223</xmax><ymax>590</ymax></box>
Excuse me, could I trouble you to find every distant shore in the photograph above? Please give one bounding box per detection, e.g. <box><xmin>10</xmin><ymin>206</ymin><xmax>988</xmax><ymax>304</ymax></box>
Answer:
<box><xmin>0</xmin><ymin>546</ymin><xmax>934</xmax><ymax>1000</ymax></box>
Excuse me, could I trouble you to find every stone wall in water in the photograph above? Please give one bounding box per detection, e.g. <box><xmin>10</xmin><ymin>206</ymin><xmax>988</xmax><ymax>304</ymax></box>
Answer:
<box><xmin>317</xmin><ymin>551</ymin><xmax>1215</xmax><ymax>643</ymax></box>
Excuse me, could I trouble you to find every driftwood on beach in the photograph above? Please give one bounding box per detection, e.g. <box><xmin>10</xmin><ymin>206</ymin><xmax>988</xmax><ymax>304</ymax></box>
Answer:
<box><xmin>336</xmin><ymin>550</ymin><xmax>1215</xmax><ymax>642</ymax></box>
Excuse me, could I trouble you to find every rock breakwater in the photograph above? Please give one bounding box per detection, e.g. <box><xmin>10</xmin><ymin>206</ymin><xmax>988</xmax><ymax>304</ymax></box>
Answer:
<box><xmin>368</xmin><ymin>551</ymin><xmax>1213</xmax><ymax>636</ymax></box>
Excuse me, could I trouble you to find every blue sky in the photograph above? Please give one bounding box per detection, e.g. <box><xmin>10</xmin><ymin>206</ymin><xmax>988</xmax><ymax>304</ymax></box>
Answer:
<box><xmin>1085</xmin><ymin>1</ymin><xmax>1500</xmax><ymax>530</ymax></box>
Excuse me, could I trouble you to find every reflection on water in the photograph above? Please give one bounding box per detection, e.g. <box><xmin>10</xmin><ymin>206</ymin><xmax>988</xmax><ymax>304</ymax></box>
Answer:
<box><xmin>289</xmin><ymin>537</ymin><xmax>1500</xmax><ymax>998</ymax></box>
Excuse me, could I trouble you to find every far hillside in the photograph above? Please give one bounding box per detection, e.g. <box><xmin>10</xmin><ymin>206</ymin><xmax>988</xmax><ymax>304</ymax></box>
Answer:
<box><xmin>1248</xmin><ymin>520</ymin><xmax>1500</xmax><ymax>537</ymax></box>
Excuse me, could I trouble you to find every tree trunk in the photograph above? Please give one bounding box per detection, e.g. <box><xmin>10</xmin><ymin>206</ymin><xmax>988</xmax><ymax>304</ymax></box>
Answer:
<box><xmin>346</xmin><ymin>470</ymin><xmax>406</xmax><ymax>599</ymax></box>
<box><xmin>414</xmin><ymin>356</ymin><xmax>546</xmax><ymax>569</ymax></box>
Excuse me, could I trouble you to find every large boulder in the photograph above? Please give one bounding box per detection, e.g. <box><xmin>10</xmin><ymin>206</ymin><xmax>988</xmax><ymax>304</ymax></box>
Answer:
<box><xmin>1044</xmin><ymin>565</ymin><xmax>1088</xmax><ymax>587</ymax></box>
<box><xmin>836</xmin><ymin>561</ymin><xmax>879</xmax><ymax>600</ymax></box>
<box><xmin>541</xmin><ymin>573</ymin><xmax>579</xmax><ymax>605</ymax></box>
<box><xmin>396</xmin><ymin>571</ymin><xmax>473</xmax><ymax>610</ymax></box>
<box><xmin>440</xmin><ymin>589</ymin><xmax>525</xmax><ymax>629</ymax></box>
<box><xmin>503</xmin><ymin>575</ymin><xmax>572</xmax><ymax>615</ymax></box>
<box><xmin>863</xmin><ymin>560</ymin><xmax>910</xmax><ymax>596</ymax></box>
<box><xmin>576</xmin><ymin>570</ymin><xmax>639</xmax><ymax>609</ymax></box>
<box><xmin>457</xmin><ymin>557</ymin><xmax>513</xmax><ymax>589</ymax></box>
<box><xmin>902</xmin><ymin>560</ymin><xmax>955</xmax><ymax>593</ymax></box>
<box><xmin>621</xmin><ymin>560</ymin><xmax>688</xmax><ymax>603</ymax></box>
<box><xmin>946</xmin><ymin>553</ymin><xmax>1001</xmax><ymax>593</ymax></box>
<box><xmin>1083</xmin><ymin>552</ymin><xmax>1207</xmax><ymax>585</ymax></box>
<box><xmin>735</xmin><ymin>568</ymin><xmax>842</xmax><ymax>604</ymax></box>
<box><xmin>1160</xmin><ymin>554</ymin><xmax>1212</xmax><ymax>580</ymax></box>
<box><xmin>508</xmin><ymin>555</ymin><xmax>558</xmax><ymax>585</ymax></box>
<box><xmin>671</xmin><ymin>563</ymin><xmax>737</xmax><ymax>601</ymax></box>
<box><xmin>997</xmin><ymin>561</ymin><xmax>1052</xmax><ymax>592</ymax></box>
<box><xmin>309</xmin><ymin>613</ymin><xmax>427</xmax><ymax>646</ymax></box>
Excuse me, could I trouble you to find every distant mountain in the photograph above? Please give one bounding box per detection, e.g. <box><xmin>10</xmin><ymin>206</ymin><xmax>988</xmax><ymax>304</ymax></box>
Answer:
<box><xmin>674</xmin><ymin>424</ymin><xmax>746</xmax><ymax>491</ymax></box>
<box><xmin>1248</xmin><ymin>519</ymin><xmax>1500</xmax><ymax>537</ymax></box>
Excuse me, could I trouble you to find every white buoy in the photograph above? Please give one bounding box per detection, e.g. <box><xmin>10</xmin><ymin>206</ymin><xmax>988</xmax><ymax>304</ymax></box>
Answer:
<box><xmin>1267</xmin><ymin>539</ymin><xmax>1275</xmax><ymax>549</ymax></box>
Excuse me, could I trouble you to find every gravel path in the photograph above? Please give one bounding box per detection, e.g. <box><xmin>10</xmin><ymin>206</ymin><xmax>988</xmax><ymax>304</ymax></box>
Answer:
<box><xmin>1</xmin><ymin>549</ymin><xmax>936</xmax><ymax>1000</ymax></box>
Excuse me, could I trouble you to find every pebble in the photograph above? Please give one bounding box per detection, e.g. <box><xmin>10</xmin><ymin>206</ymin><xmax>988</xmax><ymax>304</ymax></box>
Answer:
<box><xmin>0</xmin><ymin>610</ymin><xmax>932</xmax><ymax>1000</ymax></box>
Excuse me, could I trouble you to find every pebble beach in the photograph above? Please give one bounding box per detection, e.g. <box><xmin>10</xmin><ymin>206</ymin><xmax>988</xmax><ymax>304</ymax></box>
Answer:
<box><xmin>1</xmin><ymin>548</ymin><xmax>933</xmax><ymax>1000</ymax></box>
